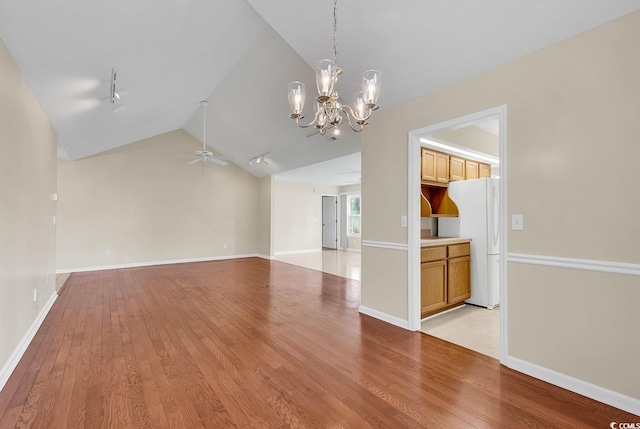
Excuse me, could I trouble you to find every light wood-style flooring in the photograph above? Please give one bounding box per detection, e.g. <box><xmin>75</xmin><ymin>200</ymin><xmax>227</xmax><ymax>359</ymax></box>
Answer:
<box><xmin>0</xmin><ymin>258</ymin><xmax>636</xmax><ymax>428</ymax></box>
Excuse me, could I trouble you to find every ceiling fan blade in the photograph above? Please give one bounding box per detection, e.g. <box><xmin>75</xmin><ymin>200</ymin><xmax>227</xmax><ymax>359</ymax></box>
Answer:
<box><xmin>188</xmin><ymin>158</ymin><xmax>202</xmax><ymax>164</ymax></box>
<box><xmin>210</xmin><ymin>158</ymin><xmax>228</xmax><ymax>166</ymax></box>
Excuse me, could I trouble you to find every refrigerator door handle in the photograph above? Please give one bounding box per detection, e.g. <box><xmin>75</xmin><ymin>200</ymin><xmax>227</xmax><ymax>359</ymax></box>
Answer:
<box><xmin>492</xmin><ymin>184</ymin><xmax>499</xmax><ymax>249</ymax></box>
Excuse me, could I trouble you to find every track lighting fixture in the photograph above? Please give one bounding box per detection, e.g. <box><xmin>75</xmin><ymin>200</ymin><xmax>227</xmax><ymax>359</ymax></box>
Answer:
<box><xmin>249</xmin><ymin>154</ymin><xmax>269</xmax><ymax>166</ymax></box>
<box><xmin>110</xmin><ymin>67</ymin><xmax>128</xmax><ymax>113</ymax></box>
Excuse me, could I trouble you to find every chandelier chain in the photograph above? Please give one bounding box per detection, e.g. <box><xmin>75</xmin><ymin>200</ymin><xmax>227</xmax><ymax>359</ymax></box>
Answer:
<box><xmin>333</xmin><ymin>0</ymin><xmax>338</xmax><ymax>65</ymax></box>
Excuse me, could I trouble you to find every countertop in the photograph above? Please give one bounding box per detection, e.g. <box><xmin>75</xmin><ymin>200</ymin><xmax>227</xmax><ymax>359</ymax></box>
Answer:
<box><xmin>420</xmin><ymin>237</ymin><xmax>472</xmax><ymax>247</ymax></box>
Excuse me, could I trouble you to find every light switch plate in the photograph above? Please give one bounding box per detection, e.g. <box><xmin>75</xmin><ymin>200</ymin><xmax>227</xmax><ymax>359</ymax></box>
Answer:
<box><xmin>400</xmin><ymin>215</ymin><xmax>408</xmax><ymax>228</ymax></box>
<box><xmin>511</xmin><ymin>214</ymin><xmax>524</xmax><ymax>231</ymax></box>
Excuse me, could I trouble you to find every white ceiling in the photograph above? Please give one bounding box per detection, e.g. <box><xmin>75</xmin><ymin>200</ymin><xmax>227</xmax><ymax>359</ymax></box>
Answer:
<box><xmin>2</xmin><ymin>0</ymin><xmax>639</xmax><ymax>178</ymax></box>
<box><xmin>276</xmin><ymin>152</ymin><xmax>361</xmax><ymax>187</ymax></box>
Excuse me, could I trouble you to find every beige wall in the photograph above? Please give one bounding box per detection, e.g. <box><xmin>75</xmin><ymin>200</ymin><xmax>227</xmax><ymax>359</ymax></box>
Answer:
<box><xmin>273</xmin><ymin>181</ymin><xmax>339</xmax><ymax>254</ymax></box>
<box><xmin>0</xmin><ymin>40</ymin><xmax>57</xmax><ymax>370</ymax></box>
<box><xmin>433</xmin><ymin>126</ymin><xmax>499</xmax><ymax>157</ymax></box>
<box><xmin>57</xmin><ymin>130</ymin><xmax>259</xmax><ymax>269</ymax></box>
<box><xmin>257</xmin><ymin>176</ymin><xmax>274</xmax><ymax>258</ymax></box>
<box><xmin>362</xmin><ymin>10</ymin><xmax>640</xmax><ymax>399</ymax></box>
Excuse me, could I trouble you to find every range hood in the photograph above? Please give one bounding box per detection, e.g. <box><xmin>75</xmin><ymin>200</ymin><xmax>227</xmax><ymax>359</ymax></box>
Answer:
<box><xmin>421</xmin><ymin>185</ymin><xmax>459</xmax><ymax>217</ymax></box>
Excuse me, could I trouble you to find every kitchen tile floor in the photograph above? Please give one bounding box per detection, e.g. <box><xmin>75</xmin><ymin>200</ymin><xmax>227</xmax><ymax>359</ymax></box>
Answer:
<box><xmin>421</xmin><ymin>305</ymin><xmax>500</xmax><ymax>359</ymax></box>
<box><xmin>275</xmin><ymin>249</ymin><xmax>361</xmax><ymax>281</ymax></box>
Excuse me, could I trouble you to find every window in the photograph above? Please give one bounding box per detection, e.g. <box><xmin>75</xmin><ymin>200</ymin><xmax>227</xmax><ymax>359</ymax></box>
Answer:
<box><xmin>347</xmin><ymin>195</ymin><xmax>361</xmax><ymax>237</ymax></box>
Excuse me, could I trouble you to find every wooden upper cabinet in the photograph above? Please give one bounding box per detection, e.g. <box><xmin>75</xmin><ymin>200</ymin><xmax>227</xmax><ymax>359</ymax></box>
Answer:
<box><xmin>435</xmin><ymin>153</ymin><xmax>449</xmax><ymax>183</ymax></box>
<box><xmin>421</xmin><ymin>148</ymin><xmax>437</xmax><ymax>182</ymax></box>
<box><xmin>465</xmin><ymin>160</ymin><xmax>479</xmax><ymax>180</ymax></box>
<box><xmin>449</xmin><ymin>156</ymin><xmax>465</xmax><ymax>181</ymax></box>
<box><xmin>479</xmin><ymin>163</ymin><xmax>491</xmax><ymax>178</ymax></box>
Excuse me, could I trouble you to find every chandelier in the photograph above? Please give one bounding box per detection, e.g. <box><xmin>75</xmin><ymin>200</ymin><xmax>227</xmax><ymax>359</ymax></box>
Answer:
<box><xmin>287</xmin><ymin>0</ymin><xmax>381</xmax><ymax>135</ymax></box>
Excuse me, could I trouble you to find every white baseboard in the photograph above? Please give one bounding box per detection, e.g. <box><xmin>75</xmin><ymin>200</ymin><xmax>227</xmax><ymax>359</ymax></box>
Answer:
<box><xmin>274</xmin><ymin>248</ymin><xmax>322</xmax><ymax>256</ymax></box>
<box><xmin>505</xmin><ymin>355</ymin><xmax>640</xmax><ymax>417</ymax></box>
<box><xmin>56</xmin><ymin>253</ymin><xmax>261</xmax><ymax>274</ymax></box>
<box><xmin>359</xmin><ymin>306</ymin><xmax>410</xmax><ymax>330</ymax></box>
<box><xmin>255</xmin><ymin>254</ymin><xmax>274</xmax><ymax>260</ymax></box>
<box><xmin>0</xmin><ymin>291</ymin><xmax>57</xmax><ymax>392</ymax></box>
<box><xmin>345</xmin><ymin>248</ymin><xmax>362</xmax><ymax>253</ymax></box>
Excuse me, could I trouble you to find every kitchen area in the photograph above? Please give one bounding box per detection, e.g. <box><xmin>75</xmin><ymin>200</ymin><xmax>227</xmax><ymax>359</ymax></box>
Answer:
<box><xmin>418</xmin><ymin>117</ymin><xmax>501</xmax><ymax>359</ymax></box>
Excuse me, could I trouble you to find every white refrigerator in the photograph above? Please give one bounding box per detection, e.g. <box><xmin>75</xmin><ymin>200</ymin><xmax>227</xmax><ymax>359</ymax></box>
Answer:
<box><xmin>439</xmin><ymin>178</ymin><xmax>500</xmax><ymax>309</ymax></box>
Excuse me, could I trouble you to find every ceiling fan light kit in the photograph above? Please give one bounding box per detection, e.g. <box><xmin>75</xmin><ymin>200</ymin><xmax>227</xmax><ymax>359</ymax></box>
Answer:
<box><xmin>288</xmin><ymin>0</ymin><xmax>381</xmax><ymax>135</ymax></box>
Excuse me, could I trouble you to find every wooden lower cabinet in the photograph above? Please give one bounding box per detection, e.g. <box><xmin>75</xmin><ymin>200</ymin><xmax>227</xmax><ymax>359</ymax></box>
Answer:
<box><xmin>421</xmin><ymin>243</ymin><xmax>471</xmax><ymax>318</ymax></box>
<box><xmin>420</xmin><ymin>260</ymin><xmax>447</xmax><ymax>315</ymax></box>
<box><xmin>447</xmin><ymin>255</ymin><xmax>470</xmax><ymax>304</ymax></box>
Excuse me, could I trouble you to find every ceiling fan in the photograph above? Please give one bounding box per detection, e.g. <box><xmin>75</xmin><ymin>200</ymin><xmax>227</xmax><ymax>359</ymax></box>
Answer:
<box><xmin>184</xmin><ymin>101</ymin><xmax>231</xmax><ymax>173</ymax></box>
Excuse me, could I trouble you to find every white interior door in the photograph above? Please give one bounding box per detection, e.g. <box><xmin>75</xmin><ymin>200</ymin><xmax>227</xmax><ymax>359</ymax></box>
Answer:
<box><xmin>322</xmin><ymin>196</ymin><xmax>338</xmax><ymax>249</ymax></box>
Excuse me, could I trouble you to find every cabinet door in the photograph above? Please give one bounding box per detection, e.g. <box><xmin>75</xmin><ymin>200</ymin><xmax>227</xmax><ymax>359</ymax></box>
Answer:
<box><xmin>479</xmin><ymin>163</ymin><xmax>491</xmax><ymax>178</ymax></box>
<box><xmin>449</xmin><ymin>156</ymin><xmax>465</xmax><ymax>181</ymax></box>
<box><xmin>421</xmin><ymin>149</ymin><xmax>437</xmax><ymax>182</ymax></box>
<box><xmin>421</xmin><ymin>260</ymin><xmax>447</xmax><ymax>316</ymax></box>
<box><xmin>465</xmin><ymin>160</ymin><xmax>479</xmax><ymax>180</ymax></box>
<box><xmin>436</xmin><ymin>153</ymin><xmax>449</xmax><ymax>183</ymax></box>
<box><xmin>448</xmin><ymin>256</ymin><xmax>470</xmax><ymax>305</ymax></box>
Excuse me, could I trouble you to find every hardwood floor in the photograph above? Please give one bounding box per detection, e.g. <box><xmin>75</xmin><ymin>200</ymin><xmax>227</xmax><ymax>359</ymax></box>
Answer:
<box><xmin>0</xmin><ymin>258</ymin><xmax>636</xmax><ymax>428</ymax></box>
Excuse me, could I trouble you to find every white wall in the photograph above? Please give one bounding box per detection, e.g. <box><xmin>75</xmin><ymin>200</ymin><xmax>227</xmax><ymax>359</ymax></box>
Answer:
<box><xmin>0</xmin><ymin>39</ymin><xmax>57</xmax><ymax>380</ymax></box>
<box><xmin>57</xmin><ymin>130</ymin><xmax>259</xmax><ymax>270</ymax></box>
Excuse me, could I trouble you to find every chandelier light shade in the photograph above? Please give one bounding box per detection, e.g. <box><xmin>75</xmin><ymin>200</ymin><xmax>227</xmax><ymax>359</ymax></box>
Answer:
<box><xmin>288</xmin><ymin>0</ymin><xmax>381</xmax><ymax>135</ymax></box>
<box><xmin>288</xmin><ymin>81</ymin><xmax>305</xmax><ymax>115</ymax></box>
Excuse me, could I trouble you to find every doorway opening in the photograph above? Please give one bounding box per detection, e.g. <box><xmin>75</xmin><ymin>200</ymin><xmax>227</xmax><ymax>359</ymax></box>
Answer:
<box><xmin>407</xmin><ymin>105</ymin><xmax>508</xmax><ymax>363</ymax></box>
<box><xmin>322</xmin><ymin>195</ymin><xmax>338</xmax><ymax>249</ymax></box>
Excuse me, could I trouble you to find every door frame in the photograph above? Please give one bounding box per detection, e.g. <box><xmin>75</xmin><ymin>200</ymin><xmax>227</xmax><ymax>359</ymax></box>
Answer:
<box><xmin>407</xmin><ymin>105</ymin><xmax>508</xmax><ymax>364</ymax></box>
<box><xmin>321</xmin><ymin>194</ymin><xmax>339</xmax><ymax>250</ymax></box>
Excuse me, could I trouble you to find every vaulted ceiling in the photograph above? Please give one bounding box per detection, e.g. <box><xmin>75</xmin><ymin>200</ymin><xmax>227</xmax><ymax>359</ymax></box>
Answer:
<box><xmin>2</xmin><ymin>0</ymin><xmax>639</xmax><ymax>177</ymax></box>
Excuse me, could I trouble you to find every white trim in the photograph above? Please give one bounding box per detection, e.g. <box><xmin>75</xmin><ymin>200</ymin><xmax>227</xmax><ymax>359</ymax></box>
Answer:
<box><xmin>56</xmin><ymin>253</ymin><xmax>262</xmax><ymax>274</ymax></box>
<box><xmin>420</xmin><ymin>304</ymin><xmax>466</xmax><ymax>323</ymax></box>
<box><xmin>345</xmin><ymin>248</ymin><xmax>362</xmax><ymax>253</ymax></box>
<box><xmin>358</xmin><ymin>306</ymin><xmax>409</xmax><ymax>330</ymax></box>
<box><xmin>506</xmin><ymin>356</ymin><xmax>640</xmax><ymax>417</ymax></box>
<box><xmin>0</xmin><ymin>292</ymin><xmax>57</xmax><ymax>392</ymax></box>
<box><xmin>361</xmin><ymin>240</ymin><xmax>408</xmax><ymax>251</ymax></box>
<box><xmin>507</xmin><ymin>253</ymin><xmax>640</xmax><ymax>276</ymax></box>
<box><xmin>255</xmin><ymin>254</ymin><xmax>274</xmax><ymax>260</ymax></box>
<box><xmin>273</xmin><ymin>249</ymin><xmax>322</xmax><ymax>257</ymax></box>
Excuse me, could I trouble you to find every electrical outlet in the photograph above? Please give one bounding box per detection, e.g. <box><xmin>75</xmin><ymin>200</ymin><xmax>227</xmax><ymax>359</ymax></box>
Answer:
<box><xmin>52</xmin><ymin>215</ymin><xmax>56</xmax><ymax>225</ymax></box>
<box><xmin>106</xmin><ymin>250</ymin><xmax>111</xmax><ymax>256</ymax></box>
<box><xmin>511</xmin><ymin>214</ymin><xmax>524</xmax><ymax>231</ymax></box>
<box><xmin>223</xmin><ymin>243</ymin><xmax>228</xmax><ymax>249</ymax></box>
<box><xmin>400</xmin><ymin>215</ymin><xmax>408</xmax><ymax>228</ymax></box>
<box><xmin>33</xmin><ymin>288</ymin><xmax>37</xmax><ymax>302</ymax></box>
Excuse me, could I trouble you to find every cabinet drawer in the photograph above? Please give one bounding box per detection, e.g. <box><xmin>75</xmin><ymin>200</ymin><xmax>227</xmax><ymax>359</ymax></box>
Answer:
<box><xmin>448</xmin><ymin>243</ymin><xmax>470</xmax><ymax>258</ymax></box>
<box><xmin>421</xmin><ymin>246</ymin><xmax>446</xmax><ymax>262</ymax></box>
